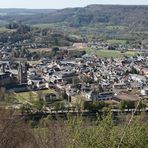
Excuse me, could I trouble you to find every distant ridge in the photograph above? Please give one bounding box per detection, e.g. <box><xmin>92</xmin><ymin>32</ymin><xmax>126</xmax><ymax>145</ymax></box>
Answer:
<box><xmin>0</xmin><ymin>5</ymin><xmax>147</xmax><ymax>29</ymax></box>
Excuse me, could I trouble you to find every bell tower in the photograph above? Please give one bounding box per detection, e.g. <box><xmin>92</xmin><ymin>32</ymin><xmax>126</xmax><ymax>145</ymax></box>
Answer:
<box><xmin>18</xmin><ymin>62</ymin><xmax>27</xmax><ymax>84</ymax></box>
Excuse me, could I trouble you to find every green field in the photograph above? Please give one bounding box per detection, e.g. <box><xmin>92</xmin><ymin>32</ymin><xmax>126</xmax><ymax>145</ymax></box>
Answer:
<box><xmin>33</xmin><ymin>23</ymin><xmax>67</xmax><ymax>29</ymax></box>
<box><xmin>33</xmin><ymin>23</ymin><xmax>51</xmax><ymax>29</ymax></box>
<box><xmin>107</xmin><ymin>39</ymin><xmax>127</xmax><ymax>45</ymax></box>
<box><xmin>85</xmin><ymin>48</ymin><xmax>139</xmax><ymax>58</ymax></box>
<box><xmin>14</xmin><ymin>89</ymin><xmax>56</xmax><ymax>104</ymax></box>
<box><xmin>0</xmin><ymin>27</ymin><xmax>10</xmax><ymax>33</ymax></box>
<box><xmin>106</xmin><ymin>25</ymin><xmax>126</xmax><ymax>30</ymax></box>
<box><xmin>0</xmin><ymin>27</ymin><xmax>16</xmax><ymax>33</ymax></box>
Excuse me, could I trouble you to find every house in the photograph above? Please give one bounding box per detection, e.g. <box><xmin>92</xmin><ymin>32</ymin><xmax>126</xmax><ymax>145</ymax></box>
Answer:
<box><xmin>50</xmin><ymin>73</ymin><xmax>63</xmax><ymax>84</ymax></box>
<box><xmin>5</xmin><ymin>84</ymin><xmax>30</xmax><ymax>92</ymax></box>
<box><xmin>82</xmin><ymin>89</ymin><xmax>115</xmax><ymax>101</ymax></box>
<box><xmin>129</xmin><ymin>74</ymin><xmax>147</xmax><ymax>83</ymax></box>
<box><xmin>140</xmin><ymin>68</ymin><xmax>148</xmax><ymax>77</ymax></box>
<box><xmin>45</xmin><ymin>82</ymin><xmax>56</xmax><ymax>89</ymax></box>
<box><xmin>101</xmin><ymin>82</ymin><xmax>112</xmax><ymax>91</ymax></box>
<box><xmin>130</xmin><ymin>82</ymin><xmax>143</xmax><ymax>89</ymax></box>
<box><xmin>91</xmin><ymin>91</ymin><xmax>115</xmax><ymax>101</ymax></box>
<box><xmin>113</xmin><ymin>83</ymin><xmax>127</xmax><ymax>89</ymax></box>
<box><xmin>0</xmin><ymin>71</ymin><xmax>12</xmax><ymax>86</ymax></box>
<box><xmin>51</xmin><ymin>71</ymin><xmax>77</xmax><ymax>84</ymax></box>
<box><xmin>141</xmin><ymin>88</ymin><xmax>148</xmax><ymax>96</ymax></box>
<box><xmin>28</xmin><ymin>77</ymin><xmax>46</xmax><ymax>89</ymax></box>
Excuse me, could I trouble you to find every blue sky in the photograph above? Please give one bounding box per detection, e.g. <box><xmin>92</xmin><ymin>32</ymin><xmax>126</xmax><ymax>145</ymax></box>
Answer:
<box><xmin>0</xmin><ymin>0</ymin><xmax>148</xmax><ymax>9</ymax></box>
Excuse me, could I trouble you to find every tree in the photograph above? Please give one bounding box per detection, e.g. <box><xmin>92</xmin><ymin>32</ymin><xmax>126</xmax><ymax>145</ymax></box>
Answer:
<box><xmin>20</xmin><ymin>103</ymin><xmax>32</xmax><ymax>115</ymax></box>
<box><xmin>108</xmin><ymin>46</ymin><xmax>116</xmax><ymax>50</ymax></box>
<box><xmin>52</xmin><ymin>47</ymin><xmax>59</xmax><ymax>56</ymax></box>
<box><xmin>130</xmin><ymin>66</ymin><xmax>139</xmax><ymax>74</ymax></box>
<box><xmin>84</xmin><ymin>101</ymin><xmax>107</xmax><ymax>111</ymax></box>
<box><xmin>5</xmin><ymin>22</ymin><xmax>19</xmax><ymax>29</ymax></box>
<box><xmin>0</xmin><ymin>108</ymin><xmax>38</xmax><ymax>148</ymax></box>
<box><xmin>119</xmin><ymin>100</ymin><xmax>135</xmax><ymax>110</ymax></box>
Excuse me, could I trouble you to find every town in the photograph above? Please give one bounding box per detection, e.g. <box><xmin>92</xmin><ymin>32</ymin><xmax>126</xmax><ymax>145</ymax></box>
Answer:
<box><xmin>0</xmin><ymin>3</ymin><xmax>148</xmax><ymax>148</ymax></box>
<box><xmin>0</xmin><ymin>42</ymin><xmax>148</xmax><ymax>113</ymax></box>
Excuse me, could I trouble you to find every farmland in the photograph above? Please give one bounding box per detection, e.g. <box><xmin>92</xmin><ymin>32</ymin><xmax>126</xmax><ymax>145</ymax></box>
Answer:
<box><xmin>85</xmin><ymin>48</ymin><xmax>139</xmax><ymax>58</ymax></box>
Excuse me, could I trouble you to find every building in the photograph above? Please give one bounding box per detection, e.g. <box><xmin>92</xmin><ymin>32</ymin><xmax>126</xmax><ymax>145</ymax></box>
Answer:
<box><xmin>18</xmin><ymin>62</ymin><xmax>27</xmax><ymax>84</ymax></box>
<box><xmin>0</xmin><ymin>72</ymin><xmax>11</xmax><ymax>86</ymax></box>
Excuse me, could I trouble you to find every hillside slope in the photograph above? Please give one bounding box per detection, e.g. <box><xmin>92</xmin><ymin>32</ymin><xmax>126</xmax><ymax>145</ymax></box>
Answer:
<box><xmin>0</xmin><ymin>5</ymin><xmax>147</xmax><ymax>28</ymax></box>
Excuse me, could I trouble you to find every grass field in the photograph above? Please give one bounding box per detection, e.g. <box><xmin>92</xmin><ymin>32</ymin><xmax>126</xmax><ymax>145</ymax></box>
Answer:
<box><xmin>107</xmin><ymin>39</ymin><xmax>127</xmax><ymax>45</ymax></box>
<box><xmin>33</xmin><ymin>23</ymin><xmax>51</xmax><ymax>29</ymax></box>
<box><xmin>0</xmin><ymin>27</ymin><xmax>16</xmax><ymax>33</ymax></box>
<box><xmin>28</xmin><ymin>48</ymin><xmax>52</xmax><ymax>53</ymax></box>
<box><xmin>0</xmin><ymin>27</ymin><xmax>10</xmax><ymax>33</ymax></box>
<box><xmin>106</xmin><ymin>25</ymin><xmax>126</xmax><ymax>30</ymax></box>
<box><xmin>14</xmin><ymin>89</ymin><xmax>56</xmax><ymax>104</ymax></box>
<box><xmin>85</xmin><ymin>48</ymin><xmax>139</xmax><ymax>58</ymax></box>
<box><xmin>28</xmin><ymin>60</ymin><xmax>41</xmax><ymax>65</ymax></box>
<box><xmin>33</xmin><ymin>23</ymin><xmax>66</xmax><ymax>29</ymax></box>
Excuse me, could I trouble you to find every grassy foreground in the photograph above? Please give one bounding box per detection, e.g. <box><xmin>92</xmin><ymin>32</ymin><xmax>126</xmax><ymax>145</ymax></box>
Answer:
<box><xmin>0</xmin><ymin>109</ymin><xmax>147</xmax><ymax>148</ymax></box>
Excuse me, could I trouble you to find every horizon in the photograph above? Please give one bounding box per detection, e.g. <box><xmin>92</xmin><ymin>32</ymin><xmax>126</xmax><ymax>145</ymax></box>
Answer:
<box><xmin>0</xmin><ymin>0</ymin><xmax>148</xmax><ymax>9</ymax></box>
<box><xmin>0</xmin><ymin>4</ymin><xmax>148</xmax><ymax>10</ymax></box>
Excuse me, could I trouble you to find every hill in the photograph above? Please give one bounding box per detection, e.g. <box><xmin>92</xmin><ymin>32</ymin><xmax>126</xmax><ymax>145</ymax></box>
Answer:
<box><xmin>0</xmin><ymin>5</ymin><xmax>147</xmax><ymax>27</ymax></box>
<box><xmin>0</xmin><ymin>5</ymin><xmax>147</xmax><ymax>46</ymax></box>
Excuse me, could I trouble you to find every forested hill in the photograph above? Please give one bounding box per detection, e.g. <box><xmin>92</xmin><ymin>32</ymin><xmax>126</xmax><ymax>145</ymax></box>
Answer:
<box><xmin>0</xmin><ymin>5</ymin><xmax>148</xmax><ymax>28</ymax></box>
<box><xmin>0</xmin><ymin>8</ymin><xmax>56</xmax><ymax>15</ymax></box>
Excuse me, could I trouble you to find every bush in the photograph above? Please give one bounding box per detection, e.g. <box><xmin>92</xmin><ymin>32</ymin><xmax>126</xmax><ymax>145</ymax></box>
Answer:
<box><xmin>84</xmin><ymin>101</ymin><xmax>107</xmax><ymax>111</ymax></box>
<box><xmin>119</xmin><ymin>100</ymin><xmax>135</xmax><ymax>110</ymax></box>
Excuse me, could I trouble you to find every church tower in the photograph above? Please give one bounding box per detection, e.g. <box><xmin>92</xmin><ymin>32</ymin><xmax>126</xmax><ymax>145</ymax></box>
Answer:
<box><xmin>18</xmin><ymin>62</ymin><xmax>27</xmax><ymax>84</ymax></box>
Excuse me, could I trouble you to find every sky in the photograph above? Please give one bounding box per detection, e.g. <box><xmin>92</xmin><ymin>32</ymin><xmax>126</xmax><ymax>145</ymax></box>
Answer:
<box><xmin>0</xmin><ymin>0</ymin><xmax>148</xmax><ymax>9</ymax></box>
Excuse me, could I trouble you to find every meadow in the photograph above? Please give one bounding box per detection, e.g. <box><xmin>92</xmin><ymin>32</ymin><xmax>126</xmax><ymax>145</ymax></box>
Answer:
<box><xmin>85</xmin><ymin>48</ymin><xmax>138</xmax><ymax>58</ymax></box>
<box><xmin>14</xmin><ymin>89</ymin><xmax>56</xmax><ymax>104</ymax></box>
